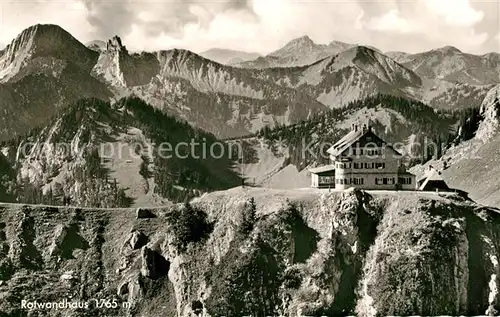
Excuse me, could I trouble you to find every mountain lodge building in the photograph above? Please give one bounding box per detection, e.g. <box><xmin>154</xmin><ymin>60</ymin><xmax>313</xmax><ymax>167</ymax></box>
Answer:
<box><xmin>309</xmin><ymin>124</ymin><xmax>416</xmax><ymax>190</ymax></box>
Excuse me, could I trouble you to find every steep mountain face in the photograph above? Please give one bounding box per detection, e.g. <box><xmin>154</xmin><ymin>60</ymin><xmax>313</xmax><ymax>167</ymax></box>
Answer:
<box><xmin>0</xmin><ymin>188</ymin><xmax>499</xmax><ymax>316</ymax></box>
<box><xmin>391</xmin><ymin>46</ymin><xmax>500</xmax><ymax>85</ymax></box>
<box><xmin>198</xmin><ymin>48</ymin><xmax>261</xmax><ymax>65</ymax></box>
<box><xmin>237</xmin><ymin>35</ymin><xmax>357</xmax><ymax>69</ymax></box>
<box><xmin>101</xmin><ymin>47</ymin><xmax>327</xmax><ymax>138</ymax></box>
<box><xmin>411</xmin><ymin>84</ymin><xmax>500</xmax><ymax>207</ymax></box>
<box><xmin>0</xmin><ymin>97</ymin><xmax>242</xmax><ymax>207</ymax></box>
<box><xmin>0</xmin><ymin>24</ymin><xmax>112</xmax><ymax>141</ymax></box>
<box><xmin>0</xmin><ymin>24</ymin><xmax>97</xmax><ymax>82</ymax></box>
<box><xmin>92</xmin><ymin>36</ymin><xmax>161</xmax><ymax>89</ymax></box>
<box><xmin>253</xmin><ymin>46</ymin><xmax>422</xmax><ymax>108</ymax></box>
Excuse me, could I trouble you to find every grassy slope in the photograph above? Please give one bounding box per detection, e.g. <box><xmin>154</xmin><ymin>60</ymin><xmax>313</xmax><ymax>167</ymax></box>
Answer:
<box><xmin>442</xmin><ymin>134</ymin><xmax>500</xmax><ymax>207</ymax></box>
<box><xmin>1</xmin><ymin>97</ymin><xmax>242</xmax><ymax>207</ymax></box>
<box><xmin>0</xmin><ymin>187</ymin><xmax>499</xmax><ymax>316</ymax></box>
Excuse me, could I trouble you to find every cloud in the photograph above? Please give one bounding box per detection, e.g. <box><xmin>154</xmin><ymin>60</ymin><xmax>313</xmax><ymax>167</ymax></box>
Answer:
<box><xmin>422</xmin><ymin>0</ymin><xmax>484</xmax><ymax>27</ymax></box>
<box><xmin>0</xmin><ymin>0</ymin><xmax>495</xmax><ymax>54</ymax></box>
<box><xmin>82</xmin><ymin>0</ymin><xmax>253</xmax><ymax>40</ymax></box>
<box><xmin>0</xmin><ymin>1</ymin><xmax>93</xmax><ymax>44</ymax></box>
<box><xmin>367</xmin><ymin>9</ymin><xmax>416</xmax><ymax>33</ymax></box>
<box><xmin>361</xmin><ymin>0</ymin><xmax>488</xmax><ymax>53</ymax></box>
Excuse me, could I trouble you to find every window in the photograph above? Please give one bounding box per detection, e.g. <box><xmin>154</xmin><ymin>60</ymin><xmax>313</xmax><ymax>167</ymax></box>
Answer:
<box><xmin>363</xmin><ymin>163</ymin><xmax>375</xmax><ymax>169</ymax></box>
<box><xmin>399</xmin><ymin>177</ymin><xmax>412</xmax><ymax>185</ymax></box>
<box><xmin>354</xmin><ymin>162</ymin><xmax>360</xmax><ymax>169</ymax></box>
<box><xmin>367</xmin><ymin>148</ymin><xmax>380</xmax><ymax>156</ymax></box>
<box><xmin>337</xmin><ymin>163</ymin><xmax>351</xmax><ymax>169</ymax></box>
<box><xmin>319</xmin><ymin>176</ymin><xmax>334</xmax><ymax>184</ymax></box>
<box><xmin>352</xmin><ymin>178</ymin><xmax>364</xmax><ymax>185</ymax></box>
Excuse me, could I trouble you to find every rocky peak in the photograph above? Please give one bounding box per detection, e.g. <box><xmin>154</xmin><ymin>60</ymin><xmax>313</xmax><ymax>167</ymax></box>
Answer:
<box><xmin>434</xmin><ymin>45</ymin><xmax>462</xmax><ymax>54</ymax></box>
<box><xmin>0</xmin><ymin>23</ymin><xmax>96</xmax><ymax>82</ymax></box>
<box><xmin>476</xmin><ymin>84</ymin><xmax>500</xmax><ymax>141</ymax></box>
<box><xmin>287</xmin><ymin>35</ymin><xmax>315</xmax><ymax>46</ymax></box>
<box><xmin>106</xmin><ymin>35</ymin><xmax>127</xmax><ymax>53</ymax></box>
<box><xmin>348</xmin><ymin>45</ymin><xmax>378</xmax><ymax>63</ymax></box>
<box><xmin>268</xmin><ymin>35</ymin><xmax>318</xmax><ymax>57</ymax></box>
<box><xmin>1</xmin><ymin>24</ymin><xmax>68</xmax><ymax>62</ymax></box>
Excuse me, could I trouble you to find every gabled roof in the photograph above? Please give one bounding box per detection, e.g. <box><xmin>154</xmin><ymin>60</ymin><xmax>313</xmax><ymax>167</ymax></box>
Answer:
<box><xmin>418</xmin><ymin>167</ymin><xmax>445</xmax><ymax>182</ymax></box>
<box><xmin>327</xmin><ymin>127</ymin><xmax>401</xmax><ymax>157</ymax></box>
<box><xmin>327</xmin><ymin>129</ymin><xmax>364</xmax><ymax>157</ymax></box>
<box><xmin>418</xmin><ymin>167</ymin><xmax>449</xmax><ymax>190</ymax></box>
<box><xmin>308</xmin><ymin>165</ymin><xmax>335</xmax><ymax>174</ymax></box>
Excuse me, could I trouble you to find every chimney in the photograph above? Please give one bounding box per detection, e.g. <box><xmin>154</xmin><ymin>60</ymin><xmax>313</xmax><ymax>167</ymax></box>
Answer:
<box><xmin>362</xmin><ymin>124</ymin><xmax>367</xmax><ymax>132</ymax></box>
<box><xmin>354</xmin><ymin>125</ymin><xmax>358</xmax><ymax>132</ymax></box>
<box><xmin>351</xmin><ymin>124</ymin><xmax>355</xmax><ymax>131</ymax></box>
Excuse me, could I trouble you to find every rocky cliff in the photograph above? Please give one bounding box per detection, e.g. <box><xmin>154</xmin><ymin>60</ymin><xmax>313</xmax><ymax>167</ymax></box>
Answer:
<box><xmin>411</xmin><ymin>84</ymin><xmax>500</xmax><ymax>207</ymax></box>
<box><xmin>0</xmin><ymin>187</ymin><xmax>499</xmax><ymax>316</ymax></box>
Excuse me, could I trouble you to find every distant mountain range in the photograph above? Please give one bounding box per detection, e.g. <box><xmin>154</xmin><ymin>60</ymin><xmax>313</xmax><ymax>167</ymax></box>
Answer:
<box><xmin>387</xmin><ymin>46</ymin><xmax>500</xmax><ymax>86</ymax></box>
<box><xmin>0</xmin><ymin>24</ymin><xmax>496</xmax><ymax>142</ymax></box>
<box><xmin>234</xmin><ymin>35</ymin><xmax>377</xmax><ymax>69</ymax></box>
<box><xmin>199</xmin><ymin>48</ymin><xmax>262</xmax><ymax>65</ymax></box>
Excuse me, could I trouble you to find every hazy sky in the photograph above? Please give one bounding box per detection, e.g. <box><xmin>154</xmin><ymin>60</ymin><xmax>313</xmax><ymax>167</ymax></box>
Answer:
<box><xmin>0</xmin><ymin>0</ymin><xmax>499</xmax><ymax>54</ymax></box>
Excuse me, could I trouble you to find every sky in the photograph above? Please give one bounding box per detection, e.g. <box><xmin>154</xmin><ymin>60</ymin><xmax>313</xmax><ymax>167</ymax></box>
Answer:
<box><xmin>0</xmin><ymin>0</ymin><xmax>499</xmax><ymax>55</ymax></box>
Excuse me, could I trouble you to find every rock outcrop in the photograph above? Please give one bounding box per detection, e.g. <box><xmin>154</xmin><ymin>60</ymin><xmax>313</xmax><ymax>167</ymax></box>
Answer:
<box><xmin>477</xmin><ymin>84</ymin><xmax>500</xmax><ymax>141</ymax></box>
<box><xmin>0</xmin><ymin>187</ymin><xmax>499</xmax><ymax>316</ymax></box>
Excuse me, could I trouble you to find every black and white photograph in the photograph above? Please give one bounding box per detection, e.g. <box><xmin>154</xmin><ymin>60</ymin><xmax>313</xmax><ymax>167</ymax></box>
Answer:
<box><xmin>0</xmin><ymin>0</ymin><xmax>500</xmax><ymax>315</ymax></box>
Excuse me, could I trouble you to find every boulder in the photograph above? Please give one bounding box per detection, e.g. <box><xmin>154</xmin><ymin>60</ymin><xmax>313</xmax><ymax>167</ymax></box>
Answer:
<box><xmin>136</xmin><ymin>208</ymin><xmax>156</xmax><ymax>219</ymax></box>
<box><xmin>129</xmin><ymin>230</ymin><xmax>148</xmax><ymax>250</ymax></box>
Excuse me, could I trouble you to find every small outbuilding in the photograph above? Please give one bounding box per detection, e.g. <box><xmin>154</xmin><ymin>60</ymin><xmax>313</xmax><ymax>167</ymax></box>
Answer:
<box><xmin>309</xmin><ymin>165</ymin><xmax>335</xmax><ymax>188</ymax></box>
<box><xmin>417</xmin><ymin>166</ymin><xmax>450</xmax><ymax>191</ymax></box>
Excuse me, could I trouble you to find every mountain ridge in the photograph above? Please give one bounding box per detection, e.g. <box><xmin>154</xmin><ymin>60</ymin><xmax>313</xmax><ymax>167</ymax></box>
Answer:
<box><xmin>0</xmin><ymin>23</ymin><xmax>497</xmax><ymax>142</ymax></box>
<box><xmin>199</xmin><ymin>48</ymin><xmax>262</xmax><ymax>65</ymax></box>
